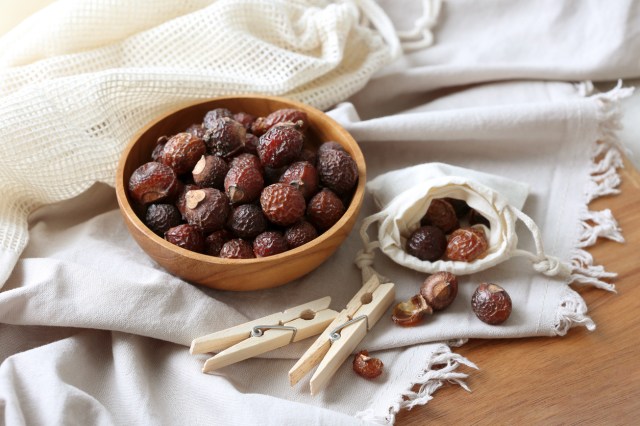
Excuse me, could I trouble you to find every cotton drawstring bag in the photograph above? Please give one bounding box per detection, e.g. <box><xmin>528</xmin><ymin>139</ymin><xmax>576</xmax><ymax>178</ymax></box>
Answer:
<box><xmin>357</xmin><ymin>163</ymin><xmax>573</xmax><ymax>280</ymax></box>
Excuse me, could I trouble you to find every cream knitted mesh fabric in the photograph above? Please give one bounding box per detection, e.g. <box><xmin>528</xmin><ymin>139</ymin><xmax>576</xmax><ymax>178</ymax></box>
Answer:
<box><xmin>0</xmin><ymin>0</ymin><xmax>392</xmax><ymax>283</ymax></box>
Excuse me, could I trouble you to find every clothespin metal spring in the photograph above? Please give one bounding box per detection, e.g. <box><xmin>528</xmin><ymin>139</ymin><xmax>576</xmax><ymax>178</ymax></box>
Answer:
<box><xmin>251</xmin><ymin>325</ymin><xmax>298</xmax><ymax>343</ymax></box>
<box><xmin>328</xmin><ymin>315</ymin><xmax>369</xmax><ymax>343</ymax></box>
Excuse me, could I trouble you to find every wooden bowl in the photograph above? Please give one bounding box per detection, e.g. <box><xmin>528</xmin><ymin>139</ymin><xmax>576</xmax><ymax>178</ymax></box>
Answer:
<box><xmin>115</xmin><ymin>95</ymin><xmax>366</xmax><ymax>291</ymax></box>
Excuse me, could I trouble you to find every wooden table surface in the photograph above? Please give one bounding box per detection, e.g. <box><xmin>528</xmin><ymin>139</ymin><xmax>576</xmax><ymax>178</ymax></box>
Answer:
<box><xmin>398</xmin><ymin>160</ymin><xmax>640</xmax><ymax>425</ymax></box>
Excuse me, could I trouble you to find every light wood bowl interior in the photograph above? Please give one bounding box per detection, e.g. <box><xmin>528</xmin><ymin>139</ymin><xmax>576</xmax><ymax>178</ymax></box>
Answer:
<box><xmin>115</xmin><ymin>95</ymin><xmax>366</xmax><ymax>291</ymax></box>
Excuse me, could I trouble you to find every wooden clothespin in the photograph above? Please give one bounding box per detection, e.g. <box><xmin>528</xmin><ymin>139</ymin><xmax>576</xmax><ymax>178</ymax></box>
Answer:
<box><xmin>288</xmin><ymin>274</ymin><xmax>395</xmax><ymax>395</ymax></box>
<box><xmin>190</xmin><ymin>297</ymin><xmax>338</xmax><ymax>373</ymax></box>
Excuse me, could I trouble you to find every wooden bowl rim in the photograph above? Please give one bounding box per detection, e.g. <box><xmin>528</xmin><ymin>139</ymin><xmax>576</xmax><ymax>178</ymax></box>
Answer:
<box><xmin>115</xmin><ymin>94</ymin><xmax>366</xmax><ymax>266</ymax></box>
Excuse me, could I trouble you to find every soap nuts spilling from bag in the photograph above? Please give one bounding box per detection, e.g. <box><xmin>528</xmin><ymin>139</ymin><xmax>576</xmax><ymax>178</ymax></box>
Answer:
<box><xmin>406</xmin><ymin>198</ymin><xmax>490</xmax><ymax>262</ymax></box>
<box><xmin>392</xmin><ymin>273</ymin><xmax>513</xmax><ymax>326</ymax></box>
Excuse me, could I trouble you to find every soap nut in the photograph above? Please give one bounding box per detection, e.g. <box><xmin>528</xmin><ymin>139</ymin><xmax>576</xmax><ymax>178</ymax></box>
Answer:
<box><xmin>471</xmin><ymin>282</ymin><xmax>512</xmax><ymax>325</ymax></box>
<box><xmin>420</xmin><ymin>271</ymin><xmax>458</xmax><ymax>311</ymax></box>
<box><xmin>352</xmin><ymin>350</ymin><xmax>384</xmax><ymax>379</ymax></box>
<box><xmin>391</xmin><ymin>294</ymin><xmax>432</xmax><ymax>327</ymax></box>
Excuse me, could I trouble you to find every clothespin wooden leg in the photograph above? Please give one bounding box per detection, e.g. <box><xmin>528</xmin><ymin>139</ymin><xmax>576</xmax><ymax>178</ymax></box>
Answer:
<box><xmin>288</xmin><ymin>275</ymin><xmax>395</xmax><ymax>395</ymax></box>
<box><xmin>202</xmin><ymin>308</ymin><xmax>337</xmax><ymax>372</ymax></box>
<box><xmin>191</xmin><ymin>297</ymin><xmax>332</xmax><ymax>355</ymax></box>
<box><xmin>190</xmin><ymin>297</ymin><xmax>338</xmax><ymax>374</ymax></box>
<box><xmin>288</xmin><ymin>276</ymin><xmax>382</xmax><ymax>386</ymax></box>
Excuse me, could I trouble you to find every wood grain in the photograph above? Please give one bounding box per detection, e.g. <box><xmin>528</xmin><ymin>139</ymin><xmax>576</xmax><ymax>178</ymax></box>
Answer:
<box><xmin>115</xmin><ymin>96</ymin><xmax>366</xmax><ymax>291</ymax></box>
<box><xmin>398</xmin><ymin>159</ymin><xmax>640</xmax><ymax>425</ymax></box>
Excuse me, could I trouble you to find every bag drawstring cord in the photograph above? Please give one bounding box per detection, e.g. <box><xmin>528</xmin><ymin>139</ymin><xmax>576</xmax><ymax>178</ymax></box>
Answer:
<box><xmin>354</xmin><ymin>212</ymin><xmax>388</xmax><ymax>284</ymax></box>
<box><xmin>349</xmin><ymin>0</ymin><xmax>442</xmax><ymax>59</ymax></box>
<box><xmin>508</xmin><ymin>205</ymin><xmax>573</xmax><ymax>278</ymax></box>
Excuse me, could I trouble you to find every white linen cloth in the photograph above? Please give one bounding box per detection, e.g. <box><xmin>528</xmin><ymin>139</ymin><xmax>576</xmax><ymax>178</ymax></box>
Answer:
<box><xmin>1</xmin><ymin>0</ymin><xmax>637</xmax><ymax>424</ymax></box>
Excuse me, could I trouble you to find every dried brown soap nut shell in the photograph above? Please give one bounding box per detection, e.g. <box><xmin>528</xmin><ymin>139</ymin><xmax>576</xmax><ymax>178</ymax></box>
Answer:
<box><xmin>203</xmin><ymin>108</ymin><xmax>234</xmax><ymax>129</ymax></box>
<box><xmin>284</xmin><ymin>220</ymin><xmax>318</xmax><ymax>249</ymax></box>
<box><xmin>421</xmin><ymin>198</ymin><xmax>459</xmax><ymax>233</ymax></box>
<box><xmin>317</xmin><ymin>149</ymin><xmax>358</xmax><ymax>196</ymax></box>
<box><xmin>219</xmin><ymin>238</ymin><xmax>255</xmax><ymax>259</ymax></box>
<box><xmin>186</xmin><ymin>124</ymin><xmax>206</xmax><ymax>139</ymax></box>
<box><xmin>251</xmin><ymin>108</ymin><xmax>309</xmax><ymax>136</ymax></box>
<box><xmin>151</xmin><ymin>136</ymin><xmax>168</xmax><ymax>162</ymax></box>
<box><xmin>160</xmin><ymin>132</ymin><xmax>207</xmax><ymax>175</ymax></box>
<box><xmin>471</xmin><ymin>283</ymin><xmax>512</xmax><ymax>325</ymax></box>
<box><xmin>260</xmin><ymin>183</ymin><xmax>306</xmax><ymax>226</ymax></box>
<box><xmin>253</xmin><ymin>231</ymin><xmax>288</xmax><ymax>258</ymax></box>
<box><xmin>229</xmin><ymin>153</ymin><xmax>263</xmax><ymax>173</ymax></box>
<box><xmin>183</xmin><ymin>188</ymin><xmax>230</xmax><ymax>233</ymax></box>
<box><xmin>391</xmin><ymin>294</ymin><xmax>432</xmax><ymax>327</ymax></box>
<box><xmin>406</xmin><ymin>225</ymin><xmax>447</xmax><ymax>262</ymax></box>
<box><xmin>233</xmin><ymin>112</ymin><xmax>256</xmax><ymax>131</ymax></box>
<box><xmin>317</xmin><ymin>141</ymin><xmax>345</xmax><ymax>156</ymax></box>
<box><xmin>279</xmin><ymin>161</ymin><xmax>319</xmax><ymax>200</ymax></box>
<box><xmin>257</xmin><ymin>122</ymin><xmax>305</xmax><ymax>168</ymax></box>
<box><xmin>353</xmin><ymin>350</ymin><xmax>384</xmax><ymax>379</ymax></box>
<box><xmin>306</xmin><ymin>188</ymin><xmax>345</xmax><ymax>231</ymax></box>
<box><xmin>227</xmin><ymin>204</ymin><xmax>267</xmax><ymax>239</ymax></box>
<box><xmin>205</xmin><ymin>229</ymin><xmax>232</xmax><ymax>257</ymax></box>
<box><xmin>144</xmin><ymin>203</ymin><xmax>182</xmax><ymax>236</ymax></box>
<box><xmin>203</xmin><ymin>117</ymin><xmax>246</xmax><ymax>158</ymax></box>
<box><xmin>224</xmin><ymin>165</ymin><xmax>265</xmax><ymax>204</ymax></box>
<box><xmin>420</xmin><ymin>271</ymin><xmax>458</xmax><ymax>311</ymax></box>
<box><xmin>164</xmin><ymin>224</ymin><xmax>205</xmax><ymax>253</ymax></box>
<box><xmin>446</xmin><ymin>226</ymin><xmax>489</xmax><ymax>262</ymax></box>
<box><xmin>128</xmin><ymin>161</ymin><xmax>180</xmax><ymax>206</ymax></box>
<box><xmin>192</xmin><ymin>155</ymin><xmax>229</xmax><ymax>190</ymax></box>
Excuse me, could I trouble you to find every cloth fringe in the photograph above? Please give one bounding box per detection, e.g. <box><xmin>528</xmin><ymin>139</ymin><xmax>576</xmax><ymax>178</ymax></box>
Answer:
<box><xmin>585</xmin><ymin>166</ymin><xmax>621</xmax><ymax>202</ymax></box>
<box><xmin>554</xmin><ymin>286</ymin><xmax>596</xmax><ymax>335</ymax></box>
<box><xmin>569</xmin><ymin>248</ymin><xmax>617</xmax><ymax>292</ymax></box>
<box><xmin>577</xmin><ymin>208</ymin><xmax>624</xmax><ymax>248</ymax></box>
<box><xmin>355</xmin><ymin>344</ymin><xmax>477</xmax><ymax>425</ymax></box>
<box><xmin>568</xmin><ymin>81</ymin><xmax>634</xmax><ymax>293</ymax></box>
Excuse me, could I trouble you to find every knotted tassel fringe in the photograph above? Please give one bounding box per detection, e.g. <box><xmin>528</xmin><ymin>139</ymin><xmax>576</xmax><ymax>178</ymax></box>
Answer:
<box><xmin>555</xmin><ymin>286</ymin><xmax>597</xmax><ymax>335</ymax></box>
<box><xmin>577</xmin><ymin>208</ymin><xmax>625</xmax><ymax>248</ymax></box>
<box><xmin>569</xmin><ymin>248</ymin><xmax>617</xmax><ymax>292</ymax></box>
<box><xmin>569</xmin><ymin>81</ymin><xmax>634</xmax><ymax>292</ymax></box>
<box><xmin>355</xmin><ymin>344</ymin><xmax>478</xmax><ymax>425</ymax></box>
<box><xmin>585</xmin><ymin>167</ymin><xmax>622</xmax><ymax>202</ymax></box>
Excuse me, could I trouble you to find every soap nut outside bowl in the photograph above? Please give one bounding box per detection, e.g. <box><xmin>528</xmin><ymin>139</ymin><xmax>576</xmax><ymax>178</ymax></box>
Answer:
<box><xmin>115</xmin><ymin>95</ymin><xmax>366</xmax><ymax>291</ymax></box>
